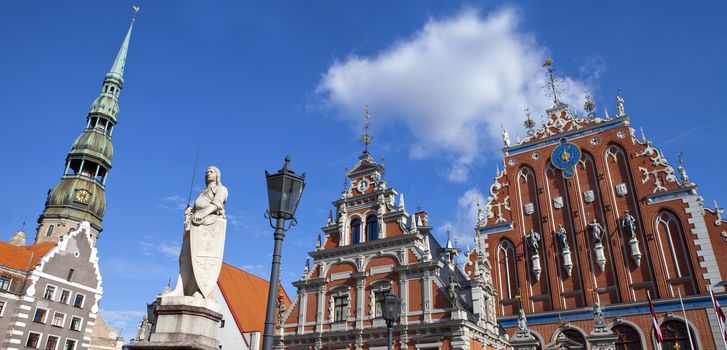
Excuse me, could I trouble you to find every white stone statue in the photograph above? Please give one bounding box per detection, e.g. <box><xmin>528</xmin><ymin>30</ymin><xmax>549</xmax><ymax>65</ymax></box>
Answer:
<box><xmin>171</xmin><ymin>166</ymin><xmax>228</xmax><ymax>299</ymax></box>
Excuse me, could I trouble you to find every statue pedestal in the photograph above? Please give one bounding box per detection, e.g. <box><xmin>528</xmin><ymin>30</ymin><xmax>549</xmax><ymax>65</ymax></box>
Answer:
<box><xmin>587</xmin><ymin>326</ymin><xmax>618</xmax><ymax>350</ymax></box>
<box><xmin>125</xmin><ymin>296</ymin><xmax>223</xmax><ymax>350</ymax></box>
<box><xmin>510</xmin><ymin>330</ymin><xmax>539</xmax><ymax>350</ymax></box>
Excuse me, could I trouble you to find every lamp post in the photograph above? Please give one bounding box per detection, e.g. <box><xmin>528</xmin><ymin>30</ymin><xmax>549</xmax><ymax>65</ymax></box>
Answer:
<box><xmin>382</xmin><ymin>291</ymin><xmax>401</xmax><ymax>350</ymax></box>
<box><xmin>262</xmin><ymin>156</ymin><xmax>306</xmax><ymax>350</ymax></box>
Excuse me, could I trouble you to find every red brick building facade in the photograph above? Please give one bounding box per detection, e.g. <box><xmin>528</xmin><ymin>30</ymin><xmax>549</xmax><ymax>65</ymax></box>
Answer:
<box><xmin>279</xmin><ymin>149</ymin><xmax>508</xmax><ymax>350</ymax></box>
<box><xmin>470</xmin><ymin>96</ymin><xmax>727</xmax><ymax>349</ymax></box>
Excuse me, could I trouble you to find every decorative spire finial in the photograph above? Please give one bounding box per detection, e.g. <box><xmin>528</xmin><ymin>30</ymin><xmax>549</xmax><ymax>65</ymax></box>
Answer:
<box><xmin>360</xmin><ymin>104</ymin><xmax>373</xmax><ymax>153</ymax></box>
<box><xmin>20</xmin><ymin>217</ymin><xmax>27</xmax><ymax>231</ymax></box>
<box><xmin>543</xmin><ymin>57</ymin><xmax>561</xmax><ymax>106</ymax></box>
<box><xmin>343</xmin><ymin>163</ymin><xmax>349</xmax><ymax>192</ymax></box>
<box><xmin>677</xmin><ymin>152</ymin><xmax>693</xmax><ymax>188</ymax></box>
<box><xmin>616</xmin><ymin>89</ymin><xmax>625</xmax><ymax>117</ymax></box>
<box><xmin>583</xmin><ymin>91</ymin><xmax>596</xmax><ymax>118</ymax></box>
<box><xmin>132</xmin><ymin>5</ymin><xmax>140</xmax><ymax>22</ymax></box>
<box><xmin>523</xmin><ymin>108</ymin><xmax>536</xmax><ymax>136</ymax></box>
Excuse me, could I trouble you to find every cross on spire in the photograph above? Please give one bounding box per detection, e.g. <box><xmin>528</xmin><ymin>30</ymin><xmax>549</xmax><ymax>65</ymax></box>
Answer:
<box><xmin>360</xmin><ymin>104</ymin><xmax>373</xmax><ymax>153</ymax></box>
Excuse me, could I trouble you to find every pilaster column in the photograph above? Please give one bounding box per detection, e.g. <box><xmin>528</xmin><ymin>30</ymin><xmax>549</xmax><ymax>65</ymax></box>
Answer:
<box><xmin>354</xmin><ymin>273</ymin><xmax>366</xmax><ymax>329</ymax></box>
<box><xmin>297</xmin><ymin>289</ymin><xmax>307</xmax><ymax>334</ymax></box>
<box><xmin>399</xmin><ymin>272</ymin><xmax>408</xmax><ymax>325</ymax></box>
<box><xmin>316</xmin><ymin>284</ymin><xmax>325</xmax><ymax>333</ymax></box>
<box><xmin>423</xmin><ymin>270</ymin><xmax>432</xmax><ymax>323</ymax></box>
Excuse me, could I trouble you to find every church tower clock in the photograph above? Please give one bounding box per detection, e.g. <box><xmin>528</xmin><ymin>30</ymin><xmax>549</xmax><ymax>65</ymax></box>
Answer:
<box><xmin>35</xmin><ymin>18</ymin><xmax>136</xmax><ymax>245</ymax></box>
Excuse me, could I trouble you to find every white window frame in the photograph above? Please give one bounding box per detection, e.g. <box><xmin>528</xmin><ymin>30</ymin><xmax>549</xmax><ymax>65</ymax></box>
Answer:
<box><xmin>51</xmin><ymin>311</ymin><xmax>66</xmax><ymax>328</ymax></box>
<box><xmin>25</xmin><ymin>331</ymin><xmax>43</xmax><ymax>349</ymax></box>
<box><xmin>0</xmin><ymin>276</ymin><xmax>11</xmax><ymax>291</ymax></box>
<box><xmin>44</xmin><ymin>334</ymin><xmax>60</xmax><ymax>350</ymax></box>
<box><xmin>33</xmin><ymin>307</ymin><xmax>49</xmax><ymax>324</ymax></box>
<box><xmin>69</xmin><ymin>315</ymin><xmax>84</xmax><ymax>332</ymax></box>
<box><xmin>0</xmin><ymin>300</ymin><xmax>6</xmax><ymax>317</ymax></box>
<box><xmin>43</xmin><ymin>284</ymin><xmax>58</xmax><ymax>300</ymax></box>
<box><xmin>59</xmin><ymin>289</ymin><xmax>72</xmax><ymax>305</ymax></box>
<box><xmin>72</xmin><ymin>293</ymin><xmax>86</xmax><ymax>309</ymax></box>
<box><xmin>64</xmin><ymin>338</ymin><xmax>78</xmax><ymax>350</ymax></box>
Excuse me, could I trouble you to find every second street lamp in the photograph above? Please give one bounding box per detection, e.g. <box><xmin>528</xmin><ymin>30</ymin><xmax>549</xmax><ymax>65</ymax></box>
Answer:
<box><xmin>382</xmin><ymin>291</ymin><xmax>402</xmax><ymax>350</ymax></box>
<box><xmin>261</xmin><ymin>156</ymin><xmax>306</xmax><ymax>350</ymax></box>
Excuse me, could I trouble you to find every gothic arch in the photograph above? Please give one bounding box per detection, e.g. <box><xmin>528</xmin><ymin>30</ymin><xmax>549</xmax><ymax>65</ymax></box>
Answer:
<box><xmin>496</xmin><ymin>238</ymin><xmax>518</xmax><ymax>305</ymax></box>
<box><xmin>654</xmin><ymin>209</ymin><xmax>697</xmax><ymax>295</ymax></box>
<box><xmin>550</xmin><ymin>325</ymin><xmax>589</xmax><ymax>344</ymax></box>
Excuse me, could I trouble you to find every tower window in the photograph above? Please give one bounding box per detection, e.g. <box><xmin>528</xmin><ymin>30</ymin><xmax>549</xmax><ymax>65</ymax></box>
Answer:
<box><xmin>366</xmin><ymin>215</ymin><xmax>378</xmax><ymax>241</ymax></box>
<box><xmin>45</xmin><ymin>225</ymin><xmax>54</xmax><ymax>237</ymax></box>
<box><xmin>110</xmin><ymin>86</ymin><xmax>115</xmax><ymax>93</ymax></box>
<box><xmin>67</xmin><ymin>269</ymin><xmax>75</xmax><ymax>282</ymax></box>
<box><xmin>104</xmin><ymin>85</ymin><xmax>108</xmax><ymax>93</ymax></box>
<box><xmin>351</xmin><ymin>219</ymin><xmax>361</xmax><ymax>244</ymax></box>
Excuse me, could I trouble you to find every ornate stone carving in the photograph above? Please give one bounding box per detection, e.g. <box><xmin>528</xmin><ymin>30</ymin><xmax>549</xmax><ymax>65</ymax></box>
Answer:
<box><xmin>517</xmin><ymin>308</ymin><xmax>527</xmax><ymax>332</ymax></box>
<box><xmin>583</xmin><ymin>190</ymin><xmax>595</xmax><ymax>203</ymax></box>
<box><xmin>526</xmin><ymin>229</ymin><xmax>542</xmax><ymax>281</ymax></box>
<box><xmin>448</xmin><ymin>276</ymin><xmax>461</xmax><ymax>309</ymax></box>
<box><xmin>622</xmin><ymin>211</ymin><xmax>642</xmax><ymax>267</ymax></box>
<box><xmin>171</xmin><ymin>166</ymin><xmax>228</xmax><ymax>299</ymax></box>
<box><xmin>556</xmin><ymin>225</ymin><xmax>573</xmax><ymax>276</ymax></box>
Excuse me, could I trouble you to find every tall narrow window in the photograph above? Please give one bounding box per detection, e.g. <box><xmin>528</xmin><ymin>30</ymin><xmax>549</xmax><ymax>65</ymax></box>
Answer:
<box><xmin>656</xmin><ymin>210</ymin><xmax>696</xmax><ymax>293</ymax></box>
<box><xmin>334</xmin><ymin>296</ymin><xmax>348</xmax><ymax>322</ymax></box>
<box><xmin>374</xmin><ymin>290</ymin><xmax>387</xmax><ymax>317</ymax></box>
<box><xmin>366</xmin><ymin>215</ymin><xmax>378</xmax><ymax>241</ymax></box>
<box><xmin>351</xmin><ymin>219</ymin><xmax>361</xmax><ymax>244</ymax></box>
<box><xmin>45</xmin><ymin>225</ymin><xmax>54</xmax><ymax>237</ymax></box>
<box><xmin>67</xmin><ymin>269</ymin><xmax>75</xmax><ymax>282</ymax></box>
<box><xmin>497</xmin><ymin>239</ymin><xmax>518</xmax><ymax>300</ymax></box>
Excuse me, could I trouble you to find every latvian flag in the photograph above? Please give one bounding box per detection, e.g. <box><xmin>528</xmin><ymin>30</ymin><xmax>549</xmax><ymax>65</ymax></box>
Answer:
<box><xmin>711</xmin><ymin>289</ymin><xmax>727</xmax><ymax>343</ymax></box>
<box><xmin>649</xmin><ymin>292</ymin><xmax>663</xmax><ymax>344</ymax></box>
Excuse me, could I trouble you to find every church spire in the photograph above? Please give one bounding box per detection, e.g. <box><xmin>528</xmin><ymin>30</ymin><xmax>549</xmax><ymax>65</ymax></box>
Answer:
<box><xmin>35</xmin><ymin>12</ymin><xmax>138</xmax><ymax>245</ymax></box>
<box><xmin>107</xmin><ymin>18</ymin><xmax>135</xmax><ymax>84</ymax></box>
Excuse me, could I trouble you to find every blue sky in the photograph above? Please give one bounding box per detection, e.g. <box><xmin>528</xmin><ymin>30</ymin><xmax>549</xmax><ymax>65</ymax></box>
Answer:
<box><xmin>1</xmin><ymin>1</ymin><xmax>726</xmax><ymax>338</ymax></box>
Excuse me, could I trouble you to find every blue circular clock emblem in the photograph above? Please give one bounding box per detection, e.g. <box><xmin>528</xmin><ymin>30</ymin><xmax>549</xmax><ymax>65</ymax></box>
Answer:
<box><xmin>550</xmin><ymin>138</ymin><xmax>581</xmax><ymax>178</ymax></box>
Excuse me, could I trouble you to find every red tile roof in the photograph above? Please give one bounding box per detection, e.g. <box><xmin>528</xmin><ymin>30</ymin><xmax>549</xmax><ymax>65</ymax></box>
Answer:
<box><xmin>217</xmin><ymin>263</ymin><xmax>291</xmax><ymax>334</ymax></box>
<box><xmin>0</xmin><ymin>241</ymin><xmax>55</xmax><ymax>272</ymax></box>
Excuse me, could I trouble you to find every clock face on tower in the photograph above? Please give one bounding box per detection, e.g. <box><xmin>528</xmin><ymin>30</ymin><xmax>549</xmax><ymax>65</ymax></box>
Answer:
<box><xmin>74</xmin><ymin>189</ymin><xmax>92</xmax><ymax>204</ymax></box>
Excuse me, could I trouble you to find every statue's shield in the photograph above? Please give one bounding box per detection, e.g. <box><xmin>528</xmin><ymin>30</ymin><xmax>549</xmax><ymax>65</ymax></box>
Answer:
<box><xmin>190</xmin><ymin>218</ymin><xmax>227</xmax><ymax>298</ymax></box>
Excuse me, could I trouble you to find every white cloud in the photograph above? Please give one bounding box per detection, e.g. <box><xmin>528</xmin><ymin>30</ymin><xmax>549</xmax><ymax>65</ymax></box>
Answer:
<box><xmin>99</xmin><ymin>309</ymin><xmax>146</xmax><ymax>337</ymax></box>
<box><xmin>157</xmin><ymin>194</ymin><xmax>188</xmax><ymax>211</ymax></box>
<box><xmin>139</xmin><ymin>241</ymin><xmax>181</xmax><ymax>259</ymax></box>
<box><xmin>317</xmin><ymin>7</ymin><xmax>589</xmax><ymax>181</ymax></box>
<box><xmin>437</xmin><ymin>188</ymin><xmax>485</xmax><ymax>248</ymax></box>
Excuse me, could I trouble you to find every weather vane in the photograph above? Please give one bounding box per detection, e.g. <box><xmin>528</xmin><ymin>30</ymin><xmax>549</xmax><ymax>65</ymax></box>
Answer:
<box><xmin>343</xmin><ymin>163</ymin><xmax>349</xmax><ymax>192</ymax></box>
<box><xmin>360</xmin><ymin>104</ymin><xmax>373</xmax><ymax>153</ymax></box>
<box><xmin>523</xmin><ymin>107</ymin><xmax>536</xmax><ymax>136</ymax></box>
<box><xmin>543</xmin><ymin>57</ymin><xmax>561</xmax><ymax>106</ymax></box>
<box><xmin>131</xmin><ymin>5</ymin><xmax>140</xmax><ymax>21</ymax></box>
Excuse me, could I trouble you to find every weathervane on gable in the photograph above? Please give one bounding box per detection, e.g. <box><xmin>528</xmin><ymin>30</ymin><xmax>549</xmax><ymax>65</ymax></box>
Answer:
<box><xmin>543</xmin><ymin>57</ymin><xmax>562</xmax><ymax>106</ymax></box>
<box><xmin>131</xmin><ymin>5</ymin><xmax>140</xmax><ymax>21</ymax></box>
<box><xmin>361</xmin><ymin>104</ymin><xmax>373</xmax><ymax>153</ymax></box>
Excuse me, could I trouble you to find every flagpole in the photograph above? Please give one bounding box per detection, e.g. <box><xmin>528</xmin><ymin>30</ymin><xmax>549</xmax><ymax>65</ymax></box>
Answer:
<box><xmin>710</xmin><ymin>287</ymin><xmax>727</xmax><ymax>350</ymax></box>
<box><xmin>678</xmin><ymin>290</ymin><xmax>694</xmax><ymax>350</ymax></box>
<box><xmin>649</xmin><ymin>290</ymin><xmax>663</xmax><ymax>350</ymax></box>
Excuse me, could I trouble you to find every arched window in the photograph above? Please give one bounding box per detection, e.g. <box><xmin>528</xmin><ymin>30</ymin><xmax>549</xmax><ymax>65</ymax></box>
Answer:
<box><xmin>497</xmin><ymin>239</ymin><xmax>518</xmax><ymax>300</ymax></box>
<box><xmin>656</xmin><ymin>211</ymin><xmax>694</xmax><ymax>289</ymax></box>
<box><xmin>561</xmin><ymin>329</ymin><xmax>587</xmax><ymax>349</ymax></box>
<box><xmin>661</xmin><ymin>320</ymin><xmax>698</xmax><ymax>350</ymax></box>
<box><xmin>351</xmin><ymin>219</ymin><xmax>361</xmax><ymax>244</ymax></box>
<box><xmin>613</xmin><ymin>324</ymin><xmax>643</xmax><ymax>350</ymax></box>
<box><xmin>366</xmin><ymin>215</ymin><xmax>378</xmax><ymax>241</ymax></box>
<box><xmin>45</xmin><ymin>225</ymin><xmax>54</xmax><ymax>237</ymax></box>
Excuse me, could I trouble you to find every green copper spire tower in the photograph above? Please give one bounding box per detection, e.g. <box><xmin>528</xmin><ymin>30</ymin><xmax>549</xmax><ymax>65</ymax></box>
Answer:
<box><xmin>35</xmin><ymin>18</ymin><xmax>135</xmax><ymax>245</ymax></box>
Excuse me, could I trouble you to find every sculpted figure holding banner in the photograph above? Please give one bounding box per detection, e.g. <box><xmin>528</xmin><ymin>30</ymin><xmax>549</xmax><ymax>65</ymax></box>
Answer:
<box><xmin>171</xmin><ymin>166</ymin><xmax>228</xmax><ymax>299</ymax></box>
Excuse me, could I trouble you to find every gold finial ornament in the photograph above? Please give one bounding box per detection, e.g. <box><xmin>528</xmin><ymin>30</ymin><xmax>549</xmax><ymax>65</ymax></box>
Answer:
<box><xmin>523</xmin><ymin>108</ymin><xmax>536</xmax><ymax>136</ymax></box>
<box><xmin>584</xmin><ymin>91</ymin><xmax>596</xmax><ymax>117</ymax></box>
<box><xmin>542</xmin><ymin>57</ymin><xmax>553</xmax><ymax>67</ymax></box>
<box><xmin>132</xmin><ymin>5</ymin><xmax>140</xmax><ymax>21</ymax></box>
<box><xmin>360</xmin><ymin>104</ymin><xmax>373</xmax><ymax>153</ymax></box>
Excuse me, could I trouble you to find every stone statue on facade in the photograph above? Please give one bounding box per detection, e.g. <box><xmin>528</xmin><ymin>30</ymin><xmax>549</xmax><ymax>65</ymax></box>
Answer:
<box><xmin>593</xmin><ymin>302</ymin><xmax>605</xmax><ymax>327</ymax></box>
<box><xmin>621</xmin><ymin>210</ymin><xmax>637</xmax><ymax>241</ymax></box>
<box><xmin>517</xmin><ymin>308</ymin><xmax>527</xmax><ymax>332</ymax></box>
<box><xmin>616</xmin><ymin>94</ymin><xmax>625</xmax><ymax>116</ymax></box>
<box><xmin>588</xmin><ymin>218</ymin><xmax>605</xmax><ymax>245</ymax></box>
<box><xmin>555</xmin><ymin>224</ymin><xmax>568</xmax><ymax>249</ymax></box>
<box><xmin>526</xmin><ymin>229</ymin><xmax>541</xmax><ymax>255</ymax></box>
<box><xmin>448</xmin><ymin>276</ymin><xmax>461</xmax><ymax>308</ymax></box>
<box><xmin>171</xmin><ymin>166</ymin><xmax>228</xmax><ymax>299</ymax></box>
<box><xmin>277</xmin><ymin>293</ymin><xmax>286</xmax><ymax>326</ymax></box>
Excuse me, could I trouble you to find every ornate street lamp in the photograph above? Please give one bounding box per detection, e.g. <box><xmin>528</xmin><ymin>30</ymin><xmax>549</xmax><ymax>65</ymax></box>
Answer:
<box><xmin>262</xmin><ymin>156</ymin><xmax>306</xmax><ymax>350</ymax></box>
<box><xmin>382</xmin><ymin>291</ymin><xmax>401</xmax><ymax>350</ymax></box>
